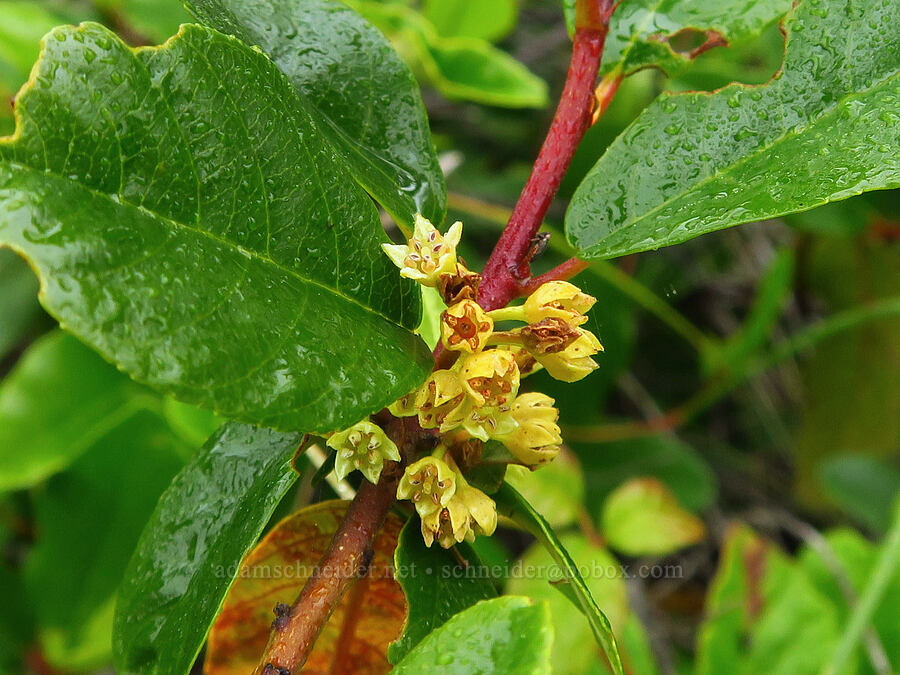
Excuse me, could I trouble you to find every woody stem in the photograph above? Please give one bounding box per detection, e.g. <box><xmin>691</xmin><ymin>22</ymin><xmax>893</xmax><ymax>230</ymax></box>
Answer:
<box><xmin>476</xmin><ymin>0</ymin><xmax>617</xmax><ymax>311</ymax></box>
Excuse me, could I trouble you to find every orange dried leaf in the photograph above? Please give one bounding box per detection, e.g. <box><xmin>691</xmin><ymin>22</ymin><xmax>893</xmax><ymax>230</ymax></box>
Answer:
<box><xmin>205</xmin><ymin>500</ymin><xmax>407</xmax><ymax>675</ymax></box>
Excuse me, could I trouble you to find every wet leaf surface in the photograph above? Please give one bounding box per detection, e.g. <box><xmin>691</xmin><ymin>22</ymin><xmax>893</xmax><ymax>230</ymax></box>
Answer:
<box><xmin>567</xmin><ymin>0</ymin><xmax>900</xmax><ymax>259</ymax></box>
<box><xmin>388</xmin><ymin>517</ymin><xmax>497</xmax><ymax>663</ymax></box>
<box><xmin>392</xmin><ymin>596</ymin><xmax>553</xmax><ymax>674</ymax></box>
<box><xmin>184</xmin><ymin>0</ymin><xmax>445</xmax><ymax>227</ymax></box>
<box><xmin>113</xmin><ymin>422</ymin><xmax>302</xmax><ymax>675</ymax></box>
<box><xmin>205</xmin><ymin>500</ymin><xmax>406</xmax><ymax>674</ymax></box>
<box><xmin>0</xmin><ymin>22</ymin><xmax>430</xmax><ymax>433</ymax></box>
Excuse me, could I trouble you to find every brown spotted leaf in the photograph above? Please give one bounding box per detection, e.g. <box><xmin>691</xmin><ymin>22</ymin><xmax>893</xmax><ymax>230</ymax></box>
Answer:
<box><xmin>205</xmin><ymin>501</ymin><xmax>407</xmax><ymax>674</ymax></box>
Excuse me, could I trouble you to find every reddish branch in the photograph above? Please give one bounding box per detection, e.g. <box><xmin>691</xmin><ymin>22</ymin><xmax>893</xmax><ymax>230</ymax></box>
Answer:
<box><xmin>477</xmin><ymin>0</ymin><xmax>618</xmax><ymax>311</ymax></box>
<box><xmin>254</xmin><ymin>473</ymin><xmax>400</xmax><ymax>674</ymax></box>
<box><xmin>254</xmin><ymin>2</ymin><xmax>619</xmax><ymax>671</ymax></box>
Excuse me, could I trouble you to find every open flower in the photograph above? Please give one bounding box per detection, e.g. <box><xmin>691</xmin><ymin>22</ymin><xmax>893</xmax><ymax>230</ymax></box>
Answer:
<box><xmin>459</xmin><ymin>350</ymin><xmax>520</xmax><ymax>408</ymax></box>
<box><xmin>388</xmin><ymin>389</ymin><xmax>418</xmax><ymax>418</ymax></box>
<box><xmin>523</xmin><ymin>280</ymin><xmax>596</xmax><ymax>326</ymax></box>
<box><xmin>421</xmin><ymin>480</ymin><xmax>497</xmax><ymax>548</ymax></box>
<box><xmin>461</xmin><ymin>405</ymin><xmax>518</xmax><ymax>441</ymax></box>
<box><xmin>415</xmin><ymin>369</ymin><xmax>470</xmax><ymax>431</ymax></box>
<box><xmin>327</xmin><ymin>420</ymin><xmax>401</xmax><ymax>484</ymax></box>
<box><xmin>535</xmin><ymin>329</ymin><xmax>603</xmax><ymax>382</ymax></box>
<box><xmin>497</xmin><ymin>393</ymin><xmax>562</xmax><ymax>467</ymax></box>
<box><xmin>381</xmin><ymin>214</ymin><xmax>463</xmax><ymax>286</ymax></box>
<box><xmin>397</xmin><ymin>455</ymin><xmax>458</xmax><ymax>516</ymax></box>
<box><xmin>441</xmin><ymin>299</ymin><xmax>493</xmax><ymax>353</ymax></box>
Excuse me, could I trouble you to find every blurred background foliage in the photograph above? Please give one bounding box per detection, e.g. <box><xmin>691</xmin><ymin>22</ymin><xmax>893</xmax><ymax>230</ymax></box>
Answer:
<box><xmin>0</xmin><ymin>0</ymin><xmax>898</xmax><ymax>673</ymax></box>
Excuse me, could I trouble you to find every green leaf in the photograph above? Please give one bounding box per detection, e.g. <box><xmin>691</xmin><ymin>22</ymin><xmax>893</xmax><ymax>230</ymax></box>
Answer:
<box><xmin>495</xmin><ymin>483</ymin><xmax>624</xmax><ymax>675</ymax></box>
<box><xmin>423</xmin><ymin>0</ymin><xmax>518</xmax><ymax>42</ymax></box>
<box><xmin>0</xmin><ymin>331</ymin><xmax>152</xmax><ymax>493</ymax></box>
<box><xmin>504</xmin><ymin>452</ymin><xmax>586</xmax><ymax>529</ymax></box>
<box><xmin>423</xmin><ymin>37</ymin><xmax>549</xmax><ymax>109</ymax></box>
<box><xmin>0</xmin><ymin>249</ymin><xmax>42</xmax><ymax>358</ymax></box>
<box><xmin>507</xmin><ymin>534</ymin><xmax>628</xmax><ymax>675</ymax></box>
<box><xmin>112</xmin><ymin>422</ymin><xmax>302</xmax><ymax>675</ymax></box>
<box><xmin>601</xmin><ymin>477</ymin><xmax>706</xmax><ymax>556</ymax></box>
<box><xmin>0</xmin><ymin>22</ymin><xmax>431</xmax><ymax>433</ymax></box>
<box><xmin>392</xmin><ymin>597</ymin><xmax>553</xmax><ymax>674</ymax></box>
<box><xmin>162</xmin><ymin>397</ymin><xmax>221</xmax><ymax>449</ymax></box>
<box><xmin>352</xmin><ymin>1</ymin><xmax>548</xmax><ymax>109</ymax></box>
<box><xmin>389</xmin><ymin>517</ymin><xmax>497</xmax><ymax>663</ymax></box>
<box><xmin>820</xmin><ymin>455</ymin><xmax>900</xmax><ymax>534</ymax></box>
<box><xmin>601</xmin><ymin>0</ymin><xmax>790</xmax><ymax>76</ymax></box>
<box><xmin>25</xmin><ymin>412</ymin><xmax>187</xmax><ymax>670</ymax></box>
<box><xmin>567</xmin><ymin>0</ymin><xmax>900</xmax><ymax>260</ymax></box>
<box><xmin>0</xmin><ymin>561</ymin><xmax>33</xmax><ymax>673</ymax></box>
<box><xmin>182</xmin><ymin>0</ymin><xmax>445</xmax><ymax>226</ymax></box>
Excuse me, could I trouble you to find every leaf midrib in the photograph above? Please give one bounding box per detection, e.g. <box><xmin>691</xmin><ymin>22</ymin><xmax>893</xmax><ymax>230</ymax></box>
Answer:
<box><xmin>0</xmin><ymin>158</ymin><xmax>406</xmax><ymax>328</ymax></box>
<box><xmin>581</xmin><ymin>67</ymin><xmax>899</xmax><ymax>251</ymax></box>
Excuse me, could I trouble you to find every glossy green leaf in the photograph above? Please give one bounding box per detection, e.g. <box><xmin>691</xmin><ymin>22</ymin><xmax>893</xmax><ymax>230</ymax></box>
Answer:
<box><xmin>0</xmin><ymin>22</ymin><xmax>431</xmax><ymax>433</ymax></box>
<box><xmin>495</xmin><ymin>483</ymin><xmax>624</xmax><ymax>675</ymax></box>
<box><xmin>0</xmin><ymin>331</ymin><xmax>152</xmax><ymax>493</ymax></box>
<box><xmin>601</xmin><ymin>477</ymin><xmax>706</xmax><ymax>556</ymax></box>
<box><xmin>25</xmin><ymin>412</ymin><xmax>187</xmax><ymax>670</ymax></box>
<box><xmin>183</xmin><ymin>0</ymin><xmax>445</xmax><ymax>226</ymax></box>
<box><xmin>424</xmin><ymin>0</ymin><xmax>518</xmax><ymax>42</ymax></box>
<box><xmin>507</xmin><ymin>534</ymin><xmax>628</xmax><ymax>675</ymax></box>
<box><xmin>0</xmin><ymin>249</ymin><xmax>42</xmax><ymax>358</ymax></box>
<box><xmin>567</xmin><ymin>0</ymin><xmax>900</xmax><ymax>260</ymax></box>
<box><xmin>389</xmin><ymin>517</ymin><xmax>497</xmax><ymax>663</ymax></box>
<box><xmin>112</xmin><ymin>422</ymin><xmax>302</xmax><ymax>675</ymax></box>
<box><xmin>393</xmin><ymin>596</ymin><xmax>553</xmax><ymax>675</ymax></box>
<box><xmin>602</xmin><ymin>0</ymin><xmax>789</xmax><ymax>76</ymax></box>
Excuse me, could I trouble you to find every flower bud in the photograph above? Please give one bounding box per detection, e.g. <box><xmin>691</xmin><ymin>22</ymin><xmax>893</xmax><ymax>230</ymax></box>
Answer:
<box><xmin>381</xmin><ymin>215</ymin><xmax>463</xmax><ymax>286</ymax></box>
<box><xmin>397</xmin><ymin>456</ymin><xmax>457</xmax><ymax>516</ymax></box>
<box><xmin>441</xmin><ymin>299</ymin><xmax>493</xmax><ymax>353</ymax></box>
<box><xmin>497</xmin><ymin>393</ymin><xmax>562</xmax><ymax>467</ymax></box>
<box><xmin>523</xmin><ymin>280</ymin><xmax>596</xmax><ymax>326</ymax></box>
<box><xmin>459</xmin><ymin>350</ymin><xmax>520</xmax><ymax>408</ymax></box>
<box><xmin>536</xmin><ymin>329</ymin><xmax>603</xmax><ymax>382</ymax></box>
<box><xmin>415</xmin><ymin>369</ymin><xmax>470</xmax><ymax>431</ymax></box>
<box><xmin>327</xmin><ymin>420</ymin><xmax>401</xmax><ymax>484</ymax></box>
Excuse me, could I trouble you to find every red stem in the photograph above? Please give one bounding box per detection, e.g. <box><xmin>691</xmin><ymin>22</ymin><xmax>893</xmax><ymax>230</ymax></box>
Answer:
<box><xmin>477</xmin><ymin>2</ymin><xmax>615</xmax><ymax>311</ymax></box>
<box><xmin>520</xmin><ymin>257</ymin><xmax>590</xmax><ymax>295</ymax></box>
<box><xmin>255</xmin><ymin>474</ymin><xmax>399</xmax><ymax>674</ymax></box>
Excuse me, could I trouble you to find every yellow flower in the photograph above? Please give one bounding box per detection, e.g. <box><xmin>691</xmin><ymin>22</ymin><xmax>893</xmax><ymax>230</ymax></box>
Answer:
<box><xmin>461</xmin><ymin>405</ymin><xmax>518</xmax><ymax>442</ymax></box>
<box><xmin>459</xmin><ymin>350</ymin><xmax>520</xmax><ymax>408</ymax></box>
<box><xmin>535</xmin><ymin>328</ymin><xmax>603</xmax><ymax>382</ymax></box>
<box><xmin>420</xmin><ymin>481</ymin><xmax>497</xmax><ymax>548</ymax></box>
<box><xmin>415</xmin><ymin>369</ymin><xmax>470</xmax><ymax>432</ymax></box>
<box><xmin>397</xmin><ymin>455</ymin><xmax>457</xmax><ymax>516</ymax></box>
<box><xmin>327</xmin><ymin>420</ymin><xmax>401</xmax><ymax>484</ymax></box>
<box><xmin>523</xmin><ymin>280</ymin><xmax>596</xmax><ymax>326</ymax></box>
<box><xmin>441</xmin><ymin>299</ymin><xmax>493</xmax><ymax>353</ymax></box>
<box><xmin>387</xmin><ymin>389</ymin><xmax>418</xmax><ymax>417</ymax></box>
<box><xmin>381</xmin><ymin>214</ymin><xmax>463</xmax><ymax>286</ymax></box>
<box><xmin>498</xmin><ymin>393</ymin><xmax>562</xmax><ymax>466</ymax></box>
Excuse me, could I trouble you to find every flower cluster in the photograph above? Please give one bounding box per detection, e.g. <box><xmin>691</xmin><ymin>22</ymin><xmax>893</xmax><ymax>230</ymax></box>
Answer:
<box><xmin>327</xmin><ymin>216</ymin><xmax>602</xmax><ymax>548</ymax></box>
